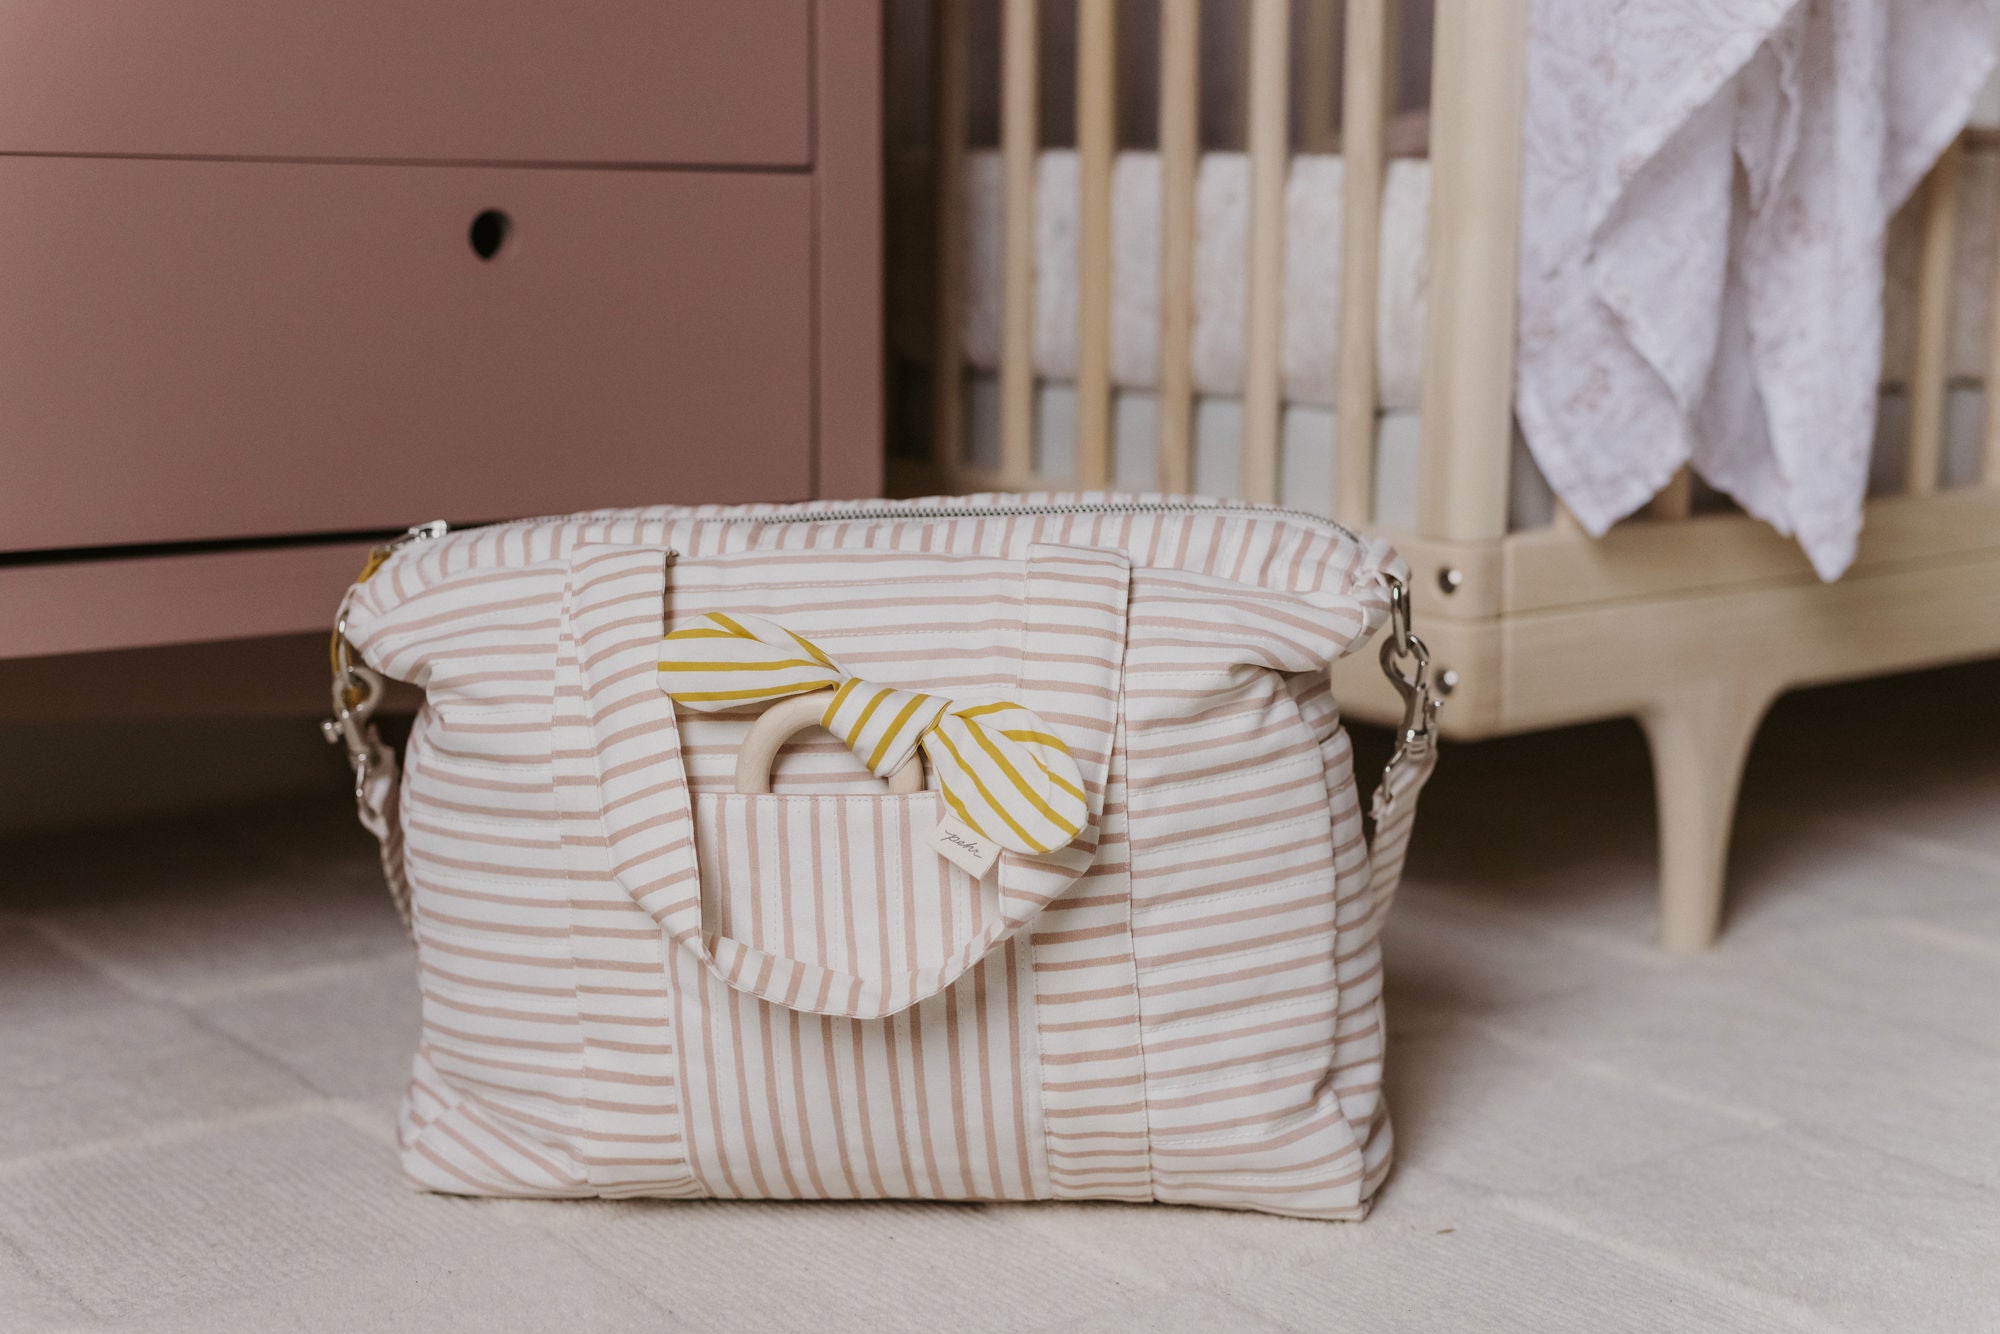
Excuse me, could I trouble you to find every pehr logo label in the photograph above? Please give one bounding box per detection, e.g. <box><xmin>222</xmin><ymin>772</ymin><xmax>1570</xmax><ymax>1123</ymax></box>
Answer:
<box><xmin>929</xmin><ymin>815</ymin><xmax>1001</xmax><ymax>878</ymax></box>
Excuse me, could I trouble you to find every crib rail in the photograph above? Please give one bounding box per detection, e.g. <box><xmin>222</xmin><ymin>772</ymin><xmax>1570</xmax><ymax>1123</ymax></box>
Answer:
<box><xmin>1907</xmin><ymin>127</ymin><xmax>2000</xmax><ymax>495</ymax></box>
<box><xmin>1414</xmin><ymin>0</ymin><xmax>1522</xmax><ymax>541</ymax></box>
<box><xmin>892</xmin><ymin>2</ymin><xmax>2000</xmax><ymax>955</ymax></box>
<box><xmin>900</xmin><ymin>1</ymin><xmax>2000</xmax><ymax>582</ymax></box>
<box><xmin>1157</xmin><ymin>0</ymin><xmax>1198</xmax><ymax>490</ymax></box>
<box><xmin>1240</xmin><ymin>0</ymin><xmax>1286</xmax><ymax>503</ymax></box>
<box><xmin>908</xmin><ymin>0</ymin><xmax>1528</xmax><ymax>542</ymax></box>
<box><xmin>1337</xmin><ymin>0</ymin><xmax>1391</xmax><ymax>527</ymax></box>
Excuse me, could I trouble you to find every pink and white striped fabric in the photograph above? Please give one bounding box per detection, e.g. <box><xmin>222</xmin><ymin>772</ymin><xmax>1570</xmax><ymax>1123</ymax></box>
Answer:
<box><xmin>342</xmin><ymin>494</ymin><xmax>1432</xmax><ymax>1220</ymax></box>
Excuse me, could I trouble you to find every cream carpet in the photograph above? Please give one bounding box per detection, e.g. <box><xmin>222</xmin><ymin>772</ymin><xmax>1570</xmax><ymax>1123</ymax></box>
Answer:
<box><xmin>3</xmin><ymin>663</ymin><xmax>1997</xmax><ymax>1333</ymax></box>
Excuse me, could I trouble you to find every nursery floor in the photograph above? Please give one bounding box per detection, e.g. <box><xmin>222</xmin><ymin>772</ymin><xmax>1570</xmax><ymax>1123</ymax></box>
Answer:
<box><xmin>4</xmin><ymin>661</ymin><xmax>1998</xmax><ymax>1333</ymax></box>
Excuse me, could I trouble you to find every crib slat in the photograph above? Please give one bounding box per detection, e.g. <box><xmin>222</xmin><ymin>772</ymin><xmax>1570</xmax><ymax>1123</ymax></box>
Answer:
<box><xmin>928</xmin><ymin>1</ymin><xmax>969</xmax><ymax>472</ymax></box>
<box><xmin>1241</xmin><ymin>0</ymin><xmax>1289</xmax><ymax>504</ymax></box>
<box><xmin>1908</xmin><ymin>136</ymin><xmax>1963</xmax><ymax>496</ymax></box>
<box><xmin>1000</xmin><ymin>0</ymin><xmax>1040</xmax><ymax>487</ymax></box>
<box><xmin>1984</xmin><ymin>144</ymin><xmax>2000</xmax><ymax>485</ymax></box>
<box><xmin>1336</xmin><ymin>0</ymin><xmax>1391</xmax><ymax>528</ymax></box>
<box><xmin>1156</xmin><ymin>0</ymin><xmax>1200</xmax><ymax>492</ymax></box>
<box><xmin>1303</xmin><ymin>0</ymin><xmax>1339</xmax><ymax>154</ymax></box>
<box><xmin>1075</xmin><ymin>0</ymin><xmax>1116</xmax><ymax>488</ymax></box>
<box><xmin>1418</xmin><ymin>0</ymin><xmax>1528</xmax><ymax>542</ymax></box>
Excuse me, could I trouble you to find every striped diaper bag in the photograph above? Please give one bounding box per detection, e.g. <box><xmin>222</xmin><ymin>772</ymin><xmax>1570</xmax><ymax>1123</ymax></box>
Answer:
<box><xmin>327</xmin><ymin>494</ymin><xmax>1440</xmax><ymax>1220</ymax></box>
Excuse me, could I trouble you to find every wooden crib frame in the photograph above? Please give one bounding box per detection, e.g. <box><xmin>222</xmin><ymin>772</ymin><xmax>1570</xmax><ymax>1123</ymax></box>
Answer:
<box><xmin>892</xmin><ymin>0</ymin><xmax>2000</xmax><ymax>950</ymax></box>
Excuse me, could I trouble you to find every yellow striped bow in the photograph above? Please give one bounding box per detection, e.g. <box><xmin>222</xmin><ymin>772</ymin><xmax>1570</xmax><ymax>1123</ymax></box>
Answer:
<box><xmin>659</xmin><ymin>613</ymin><xmax>1087</xmax><ymax>857</ymax></box>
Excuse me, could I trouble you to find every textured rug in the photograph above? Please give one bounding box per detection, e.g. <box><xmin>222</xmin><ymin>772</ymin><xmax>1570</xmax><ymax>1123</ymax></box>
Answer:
<box><xmin>3</xmin><ymin>662</ymin><xmax>1996</xmax><ymax>1332</ymax></box>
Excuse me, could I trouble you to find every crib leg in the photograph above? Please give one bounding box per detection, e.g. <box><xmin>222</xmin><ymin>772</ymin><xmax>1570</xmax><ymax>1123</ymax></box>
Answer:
<box><xmin>1638</xmin><ymin>681</ymin><xmax>1776</xmax><ymax>953</ymax></box>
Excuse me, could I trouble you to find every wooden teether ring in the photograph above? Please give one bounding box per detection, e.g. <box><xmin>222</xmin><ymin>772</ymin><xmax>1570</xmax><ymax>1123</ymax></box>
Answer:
<box><xmin>734</xmin><ymin>689</ymin><xmax>924</xmax><ymax>795</ymax></box>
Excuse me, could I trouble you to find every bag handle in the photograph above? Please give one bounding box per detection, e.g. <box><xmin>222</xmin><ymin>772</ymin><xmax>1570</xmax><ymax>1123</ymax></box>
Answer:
<box><xmin>328</xmin><ymin>555</ymin><xmax>1441</xmax><ymax>972</ymax></box>
<box><xmin>564</xmin><ymin>542</ymin><xmax>1130</xmax><ymax>1021</ymax></box>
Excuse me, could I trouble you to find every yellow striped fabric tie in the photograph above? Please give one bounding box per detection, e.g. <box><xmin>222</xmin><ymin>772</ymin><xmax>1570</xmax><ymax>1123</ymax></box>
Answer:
<box><xmin>659</xmin><ymin>613</ymin><xmax>1087</xmax><ymax>857</ymax></box>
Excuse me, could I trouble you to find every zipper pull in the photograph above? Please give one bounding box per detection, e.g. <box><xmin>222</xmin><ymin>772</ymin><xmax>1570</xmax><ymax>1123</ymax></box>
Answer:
<box><xmin>356</xmin><ymin>520</ymin><xmax>448</xmax><ymax>584</ymax></box>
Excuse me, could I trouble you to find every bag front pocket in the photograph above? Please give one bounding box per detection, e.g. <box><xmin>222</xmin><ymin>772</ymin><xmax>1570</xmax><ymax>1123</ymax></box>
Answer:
<box><xmin>694</xmin><ymin>792</ymin><xmax>994</xmax><ymax>988</ymax></box>
<box><xmin>675</xmin><ymin>790</ymin><xmax>1050</xmax><ymax>1201</ymax></box>
<box><xmin>559</xmin><ymin>540</ymin><xmax>1131</xmax><ymax>1200</ymax></box>
<box><xmin>566</xmin><ymin>540</ymin><xmax>1131</xmax><ymax>1020</ymax></box>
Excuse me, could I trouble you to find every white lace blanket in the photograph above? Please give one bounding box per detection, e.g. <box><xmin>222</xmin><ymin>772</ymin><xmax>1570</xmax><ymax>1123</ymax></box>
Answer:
<box><xmin>1517</xmin><ymin>0</ymin><xmax>1998</xmax><ymax>578</ymax></box>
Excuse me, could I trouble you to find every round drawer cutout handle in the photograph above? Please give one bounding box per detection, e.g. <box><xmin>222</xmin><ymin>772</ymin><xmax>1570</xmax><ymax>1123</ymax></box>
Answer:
<box><xmin>469</xmin><ymin>209</ymin><xmax>511</xmax><ymax>261</ymax></box>
<box><xmin>735</xmin><ymin>690</ymin><xmax>925</xmax><ymax>795</ymax></box>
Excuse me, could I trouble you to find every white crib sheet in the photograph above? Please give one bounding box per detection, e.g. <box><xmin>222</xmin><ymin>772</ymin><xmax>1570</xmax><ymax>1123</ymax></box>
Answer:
<box><xmin>955</xmin><ymin>372</ymin><xmax>1438</xmax><ymax>530</ymax></box>
<box><xmin>950</xmin><ymin>369</ymin><xmax>1991</xmax><ymax>538</ymax></box>
<box><xmin>896</xmin><ymin>140</ymin><xmax>1996</xmax><ymax>538</ymax></box>
<box><xmin>952</xmin><ymin>149</ymin><xmax>1431</xmax><ymax>412</ymax></box>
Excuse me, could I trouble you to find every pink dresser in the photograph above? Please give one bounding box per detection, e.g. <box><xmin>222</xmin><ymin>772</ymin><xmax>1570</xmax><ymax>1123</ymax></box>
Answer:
<box><xmin>0</xmin><ymin>1</ymin><xmax>881</xmax><ymax>713</ymax></box>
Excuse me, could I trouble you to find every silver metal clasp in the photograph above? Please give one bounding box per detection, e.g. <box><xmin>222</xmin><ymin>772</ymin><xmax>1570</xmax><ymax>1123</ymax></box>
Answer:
<box><xmin>323</xmin><ymin>602</ymin><xmax>390</xmax><ymax>828</ymax></box>
<box><xmin>1375</xmin><ymin>572</ymin><xmax>1442</xmax><ymax>817</ymax></box>
<box><xmin>320</xmin><ymin>521</ymin><xmax>446</xmax><ymax>830</ymax></box>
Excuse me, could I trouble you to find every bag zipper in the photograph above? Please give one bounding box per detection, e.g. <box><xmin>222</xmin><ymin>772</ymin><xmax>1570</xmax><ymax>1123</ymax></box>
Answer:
<box><xmin>387</xmin><ymin>499</ymin><xmax>1365</xmax><ymax>559</ymax></box>
<box><xmin>420</xmin><ymin>496</ymin><xmax>1360</xmax><ymax>548</ymax></box>
<box><xmin>390</xmin><ymin>518</ymin><xmax>452</xmax><ymax>547</ymax></box>
<box><xmin>723</xmin><ymin>497</ymin><xmax>1361</xmax><ymax>545</ymax></box>
<box><xmin>353</xmin><ymin>519</ymin><xmax>451</xmax><ymax>583</ymax></box>
<box><xmin>352</xmin><ymin>505</ymin><xmax>1427</xmax><ymax>814</ymax></box>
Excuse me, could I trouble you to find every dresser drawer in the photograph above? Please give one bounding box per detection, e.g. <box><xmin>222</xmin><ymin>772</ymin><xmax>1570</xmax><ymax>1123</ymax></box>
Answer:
<box><xmin>0</xmin><ymin>1</ymin><xmax>807</xmax><ymax>166</ymax></box>
<box><xmin>0</xmin><ymin>157</ymin><xmax>812</xmax><ymax>552</ymax></box>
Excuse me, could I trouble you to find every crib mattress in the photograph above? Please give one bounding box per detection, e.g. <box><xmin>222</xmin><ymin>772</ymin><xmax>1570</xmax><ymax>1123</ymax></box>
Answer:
<box><xmin>902</xmin><ymin>143</ymin><xmax>1996</xmax><ymax>534</ymax></box>
<box><xmin>889</xmin><ymin>149</ymin><xmax>1431</xmax><ymax>412</ymax></box>
<box><xmin>955</xmin><ymin>373</ymin><xmax>1441</xmax><ymax>528</ymax></box>
<box><xmin>894</xmin><ymin>143</ymin><xmax>1998</xmax><ymax>407</ymax></box>
<box><xmin>951</xmin><ymin>367</ymin><xmax>1989</xmax><ymax>541</ymax></box>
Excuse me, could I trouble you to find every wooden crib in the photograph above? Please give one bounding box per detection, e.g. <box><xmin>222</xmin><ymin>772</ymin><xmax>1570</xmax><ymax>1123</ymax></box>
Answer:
<box><xmin>888</xmin><ymin>0</ymin><xmax>2000</xmax><ymax>950</ymax></box>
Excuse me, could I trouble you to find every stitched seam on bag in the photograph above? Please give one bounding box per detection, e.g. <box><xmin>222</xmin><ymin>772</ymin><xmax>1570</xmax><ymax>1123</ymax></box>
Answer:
<box><xmin>1313</xmin><ymin>732</ymin><xmax>1369</xmax><ymax>1159</ymax></box>
<box><xmin>1025</xmin><ymin>937</ymin><xmax>1057</xmax><ymax>1201</ymax></box>
<box><xmin>1107</xmin><ymin>711</ymin><xmax>1159</xmax><ymax>1205</ymax></box>
<box><xmin>642</xmin><ymin>554</ymin><xmax>716</xmax><ymax>1200</ymax></box>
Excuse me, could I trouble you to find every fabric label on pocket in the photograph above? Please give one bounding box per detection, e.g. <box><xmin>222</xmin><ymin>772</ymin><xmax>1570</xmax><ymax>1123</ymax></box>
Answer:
<box><xmin>930</xmin><ymin>814</ymin><xmax>1001</xmax><ymax>878</ymax></box>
